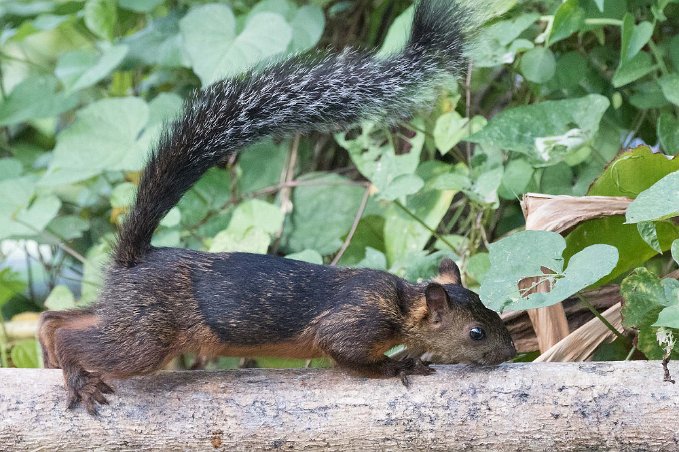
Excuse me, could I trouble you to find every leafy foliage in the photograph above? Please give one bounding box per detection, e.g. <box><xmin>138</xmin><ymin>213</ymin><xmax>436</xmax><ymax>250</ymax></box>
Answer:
<box><xmin>0</xmin><ymin>0</ymin><xmax>678</xmax><ymax>368</ymax></box>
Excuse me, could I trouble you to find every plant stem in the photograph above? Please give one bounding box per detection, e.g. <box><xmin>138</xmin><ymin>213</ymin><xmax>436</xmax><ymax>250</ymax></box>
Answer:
<box><xmin>647</xmin><ymin>39</ymin><xmax>669</xmax><ymax>76</ymax></box>
<box><xmin>0</xmin><ymin>320</ymin><xmax>9</xmax><ymax>367</ymax></box>
<box><xmin>331</xmin><ymin>186</ymin><xmax>371</xmax><ymax>265</ymax></box>
<box><xmin>393</xmin><ymin>200</ymin><xmax>457</xmax><ymax>252</ymax></box>
<box><xmin>577</xmin><ymin>295</ymin><xmax>628</xmax><ymax>343</ymax></box>
<box><xmin>584</xmin><ymin>18</ymin><xmax>623</xmax><ymax>27</ymax></box>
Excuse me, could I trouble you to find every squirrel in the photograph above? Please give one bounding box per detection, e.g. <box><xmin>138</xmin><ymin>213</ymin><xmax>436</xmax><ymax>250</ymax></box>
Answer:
<box><xmin>38</xmin><ymin>0</ymin><xmax>516</xmax><ymax>415</ymax></box>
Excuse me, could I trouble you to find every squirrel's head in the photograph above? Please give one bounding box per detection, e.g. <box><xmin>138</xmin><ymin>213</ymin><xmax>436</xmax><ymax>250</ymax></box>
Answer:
<box><xmin>406</xmin><ymin>258</ymin><xmax>516</xmax><ymax>365</ymax></box>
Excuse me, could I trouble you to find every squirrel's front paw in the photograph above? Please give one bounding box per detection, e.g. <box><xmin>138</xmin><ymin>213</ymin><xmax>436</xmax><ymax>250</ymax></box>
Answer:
<box><xmin>66</xmin><ymin>369</ymin><xmax>114</xmax><ymax>415</ymax></box>
<box><xmin>392</xmin><ymin>358</ymin><xmax>435</xmax><ymax>387</ymax></box>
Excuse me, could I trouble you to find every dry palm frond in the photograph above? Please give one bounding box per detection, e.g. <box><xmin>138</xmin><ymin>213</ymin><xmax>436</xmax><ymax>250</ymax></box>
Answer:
<box><xmin>519</xmin><ymin>193</ymin><xmax>631</xmax><ymax>355</ymax></box>
<box><xmin>521</xmin><ymin>193</ymin><xmax>631</xmax><ymax>234</ymax></box>
<box><xmin>534</xmin><ymin>303</ymin><xmax>623</xmax><ymax>362</ymax></box>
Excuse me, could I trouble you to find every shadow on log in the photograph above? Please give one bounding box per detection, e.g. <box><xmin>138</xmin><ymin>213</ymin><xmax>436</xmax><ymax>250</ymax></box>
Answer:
<box><xmin>1</xmin><ymin>363</ymin><xmax>678</xmax><ymax>450</ymax></box>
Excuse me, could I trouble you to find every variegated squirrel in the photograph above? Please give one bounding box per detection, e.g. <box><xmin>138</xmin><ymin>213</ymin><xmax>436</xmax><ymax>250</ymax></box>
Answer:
<box><xmin>39</xmin><ymin>0</ymin><xmax>516</xmax><ymax>415</ymax></box>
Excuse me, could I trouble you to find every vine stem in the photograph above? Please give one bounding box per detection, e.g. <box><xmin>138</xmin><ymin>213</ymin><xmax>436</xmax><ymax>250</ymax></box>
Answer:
<box><xmin>647</xmin><ymin>39</ymin><xmax>669</xmax><ymax>76</ymax></box>
<box><xmin>330</xmin><ymin>185</ymin><xmax>371</xmax><ymax>266</ymax></box>
<box><xmin>577</xmin><ymin>295</ymin><xmax>628</xmax><ymax>343</ymax></box>
<box><xmin>393</xmin><ymin>200</ymin><xmax>457</xmax><ymax>252</ymax></box>
<box><xmin>0</xmin><ymin>320</ymin><xmax>9</xmax><ymax>367</ymax></box>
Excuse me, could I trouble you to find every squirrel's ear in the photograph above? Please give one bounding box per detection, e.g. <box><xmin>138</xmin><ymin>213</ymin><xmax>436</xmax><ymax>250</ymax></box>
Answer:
<box><xmin>425</xmin><ymin>282</ymin><xmax>449</xmax><ymax>323</ymax></box>
<box><xmin>436</xmin><ymin>258</ymin><xmax>461</xmax><ymax>285</ymax></box>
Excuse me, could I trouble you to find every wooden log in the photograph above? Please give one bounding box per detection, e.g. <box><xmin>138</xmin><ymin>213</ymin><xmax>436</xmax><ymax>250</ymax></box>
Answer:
<box><xmin>1</xmin><ymin>363</ymin><xmax>678</xmax><ymax>450</ymax></box>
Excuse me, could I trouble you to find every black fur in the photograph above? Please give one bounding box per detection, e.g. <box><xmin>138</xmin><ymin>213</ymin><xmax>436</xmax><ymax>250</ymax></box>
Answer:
<box><xmin>39</xmin><ymin>1</ymin><xmax>517</xmax><ymax>415</ymax></box>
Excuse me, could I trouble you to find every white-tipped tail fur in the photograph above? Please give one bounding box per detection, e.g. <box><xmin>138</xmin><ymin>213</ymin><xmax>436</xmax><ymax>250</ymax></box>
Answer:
<box><xmin>115</xmin><ymin>0</ymin><xmax>488</xmax><ymax>267</ymax></box>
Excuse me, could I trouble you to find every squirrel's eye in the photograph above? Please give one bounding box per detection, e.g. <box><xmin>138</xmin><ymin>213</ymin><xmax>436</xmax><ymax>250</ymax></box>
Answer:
<box><xmin>469</xmin><ymin>327</ymin><xmax>486</xmax><ymax>341</ymax></box>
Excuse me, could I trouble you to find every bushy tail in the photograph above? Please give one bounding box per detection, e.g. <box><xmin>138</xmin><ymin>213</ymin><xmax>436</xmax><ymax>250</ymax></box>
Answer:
<box><xmin>114</xmin><ymin>0</ymin><xmax>483</xmax><ymax>267</ymax></box>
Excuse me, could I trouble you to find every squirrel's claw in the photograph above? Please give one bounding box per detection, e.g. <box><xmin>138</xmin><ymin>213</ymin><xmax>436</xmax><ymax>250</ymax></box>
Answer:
<box><xmin>395</xmin><ymin>358</ymin><xmax>435</xmax><ymax>387</ymax></box>
<box><xmin>65</xmin><ymin>370</ymin><xmax>114</xmax><ymax>416</ymax></box>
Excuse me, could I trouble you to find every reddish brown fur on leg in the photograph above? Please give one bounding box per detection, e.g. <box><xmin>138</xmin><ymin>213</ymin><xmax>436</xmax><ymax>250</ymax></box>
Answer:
<box><xmin>38</xmin><ymin>309</ymin><xmax>95</xmax><ymax>369</ymax></box>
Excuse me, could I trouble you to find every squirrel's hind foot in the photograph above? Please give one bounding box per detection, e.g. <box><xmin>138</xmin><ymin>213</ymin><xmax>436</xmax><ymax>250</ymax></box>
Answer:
<box><xmin>65</xmin><ymin>369</ymin><xmax>115</xmax><ymax>415</ymax></box>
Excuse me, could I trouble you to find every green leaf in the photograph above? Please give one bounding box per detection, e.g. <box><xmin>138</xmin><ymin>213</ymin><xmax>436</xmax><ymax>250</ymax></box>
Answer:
<box><xmin>237</xmin><ymin>139</ymin><xmax>288</xmax><ymax>194</ymax></box>
<box><xmin>499</xmin><ymin>158</ymin><xmax>534</xmax><ymax>198</ymax></box>
<box><xmin>356</xmin><ymin>247</ymin><xmax>388</xmax><ymax>270</ymax></box>
<box><xmin>228</xmin><ymin>199</ymin><xmax>284</xmax><ymax>236</ymax></box>
<box><xmin>248</xmin><ymin>0</ymin><xmax>293</xmax><ymax>18</ymax></box>
<box><xmin>0</xmin><ymin>269</ymin><xmax>26</xmax><ymax>310</ymax></box>
<box><xmin>290</xmin><ymin>5</ymin><xmax>324</xmax><ymax>52</ymax></box>
<box><xmin>468</xmin><ymin>95</ymin><xmax>609</xmax><ymax>165</ymax></box>
<box><xmin>47</xmin><ymin>215</ymin><xmax>89</xmax><ymax>241</ymax></box>
<box><xmin>44</xmin><ymin>285</ymin><xmax>77</xmax><ymax>311</ymax></box>
<box><xmin>390</xmin><ymin>250</ymin><xmax>456</xmax><ymax>282</ymax></box>
<box><xmin>626</xmin><ymin>171</ymin><xmax>679</xmax><ymax>223</ymax></box>
<box><xmin>0</xmin><ymin>76</ymin><xmax>77</xmax><ymax>126</ymax></box>
<box><xmin>658</xmin><ymin>113</ymin><xmax>679</xmax><ymax>155</ymax></box>
<box><xmin>119</xmin><ymin>0</ymin><xmax>164</xmax><ymax>13</ymax></box>
<box><xmin>209</xmin><ymin>226</ymin><xmax>271</xmax><ymax>254</ymax></box>
<box><xmin>159</xmin><ymin>207</ymin><xmax>181</xmax><ymax>228</ymax></box>
<box><xmin>654</xmin><ymin>306</ymin><xmax>679</xmax><ymax>329</ymax></box>
<box><xmin>567</xmin><ymin>216</ymin><xmax>678</xmax><ymax>287</ymax></box>
<box><xmin>0</xmin><ymin>158</ymin><xmax>22</xmax><ymax>181</ymax></box>
<box><xmin>589</xmin><ymin>147</ymin><xmax>679</xmax><ymax>196</ymax></box>
<box><xmin>337</xmin><ymin>121</ymin><xmax>425</xmax><ymax>200</ymax></box>
<box><xmin>480</xmin><ymin>231</ymin><xmax>618</xmax><ymax>312</ymax></box>
<box><xmin>383</xmin><ymin>162</ymin><xmax>456</xmax><ymax>264</ymax></box>
<box><xmin>84</xmin><ymin>0</ymin><xmax>117</xmax><ymax>41</ymax></box>
<box><xmin>434</xmin><ymin>112</ymin><xmax>486</xmax><ymax>154</ymax></box>
<box><xmin>0</xmin><ymin>175</ymin><xmax>62</xmax><ymax>239</ymax></box>
<box><xmin>619</xmin><ymin>14</ymin><xmax>654</xmax><ymax>64</ymax></box>
<box><xmin>565</xmin><ymin>147</ymin><xmax>679</xmax><ymax>286</ymax></box>
<box><xmin>549</xmin><ymin>0</ymin><xmax>585</xmax><ymax>45</ymax></box>
<box><xmin>10</xmin><ymin>340</ymin><xmax>40</xmax><ymax>368</ymax></box>
<box><xmin>540</xmin><ymin>163</ymin><xmax>574</xmax><ymax>195</ymax></box>
<box><xmin>637</xmin><ymin>325</ymin><xmax>676</xmax><ymax>360</ymax></box>
<box><xmin>378</xmin><ymin>6</ymin><xmax>413</xmax><ymax>55</ymax></box>
<box><xmin>629</xmin><ymin>81</ymin><xmax>669</xmax><ymax>110</ymax></box>
<box><xmin>285</xmin><ymin>249</ymin><xmax>323</xmax><ymax>264</ymax></box>
<box><xmin>520</xmin><ymin>47</ymin><xmax>555</xmax><ymax>83</ymax></box>
<box><xmin>670</xmin><ymin>34</ymin><xmax>679</xmax><ymax>72</ymax></box>
<box><xmin>636</xmin><ymin>221</ymin><xmax>662</xmax><ymax>253</ymax></box>
<box><xmin>466</xmin><ymin>252</ymin><xmax>490</xmax><ymax>285</ymax></box>
<box><xmin>41</xmin><ymin>97</ymin><xmax>150</xmax><ymax>186</ymax></box>
<box><xmin>663</xmin><ymin>278</ymin><xmax>679</xmax><ymax>306</ymax></box>
<box><xmin>337</xmin><ymin>215</ymin><xmax>385</xmax><ymax>266</ymax></box>
<box><xmin>80</xmin><ymin>240</ymin><xmax>110</xmax><ymax>305</ymax></box>
<box><xmin>620</xmin><ymin>268</ymin><xmax>670</xmax><ymax>359</ymax></box>
<box><xmin>659</xmin><ymin>74</ymin><xmax>679</xmax><ymax>106</ymax></box>
<box><xmin>209</xmin><ymin>199</ymin><xmax>284</xmax><ymax>253</ymax></box>
<box><xmin>472</xmin><ymin>13</ymin><xmax>539</xmax><ymax>67</ymax></box>
<box><xmin>469</xmin><ymin>166</ymin><xmax>503</xmax><ymax>206</ymax></box>
<box><xmin>672</xmin><ymin>239</ymin><xmax>679</xmax><ymax>265</ymax></box>
<box><xmin>111</xmin><ymin>182</ymin><xmax>136</xmax><ymax>208</ymax></box>
<box><xmin>553</xmin><ymin>52</ymin><xmax>588</xmax><ymax>89</ymax></box>
<box><xmin>612</xmin><ymin>52</ymin><xmax>655</xmax><ymax>88</ymax></box>
<box><xmin>283</xmin><ymin>173</ymin><xmax>364</xmax><ymax>255</ymax></box>
<box><xmin>123</xmin><ymin>14</ymin><xmax>187</xmax><ymax>68</ymax></box>
<box><xmin>55</xmin><ymin>45</ymin><xmax>128</xmax><ymax>93</ymax></box>
<box><xmin>180</xmin><ymin>5</ymin><xmax>292</xmax><ymax>85</ymax></box>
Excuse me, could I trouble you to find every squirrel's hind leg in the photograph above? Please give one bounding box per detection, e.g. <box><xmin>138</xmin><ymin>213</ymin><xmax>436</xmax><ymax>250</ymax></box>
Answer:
<box><xmin>38</xmin><ymin>309</ymin><xmax>95</xmax><ymax>368</ymax></box>
<box><xmin>52</xmin><ymin>320</ymin><xmax>175</xmax><ymax>415</ymax></box>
